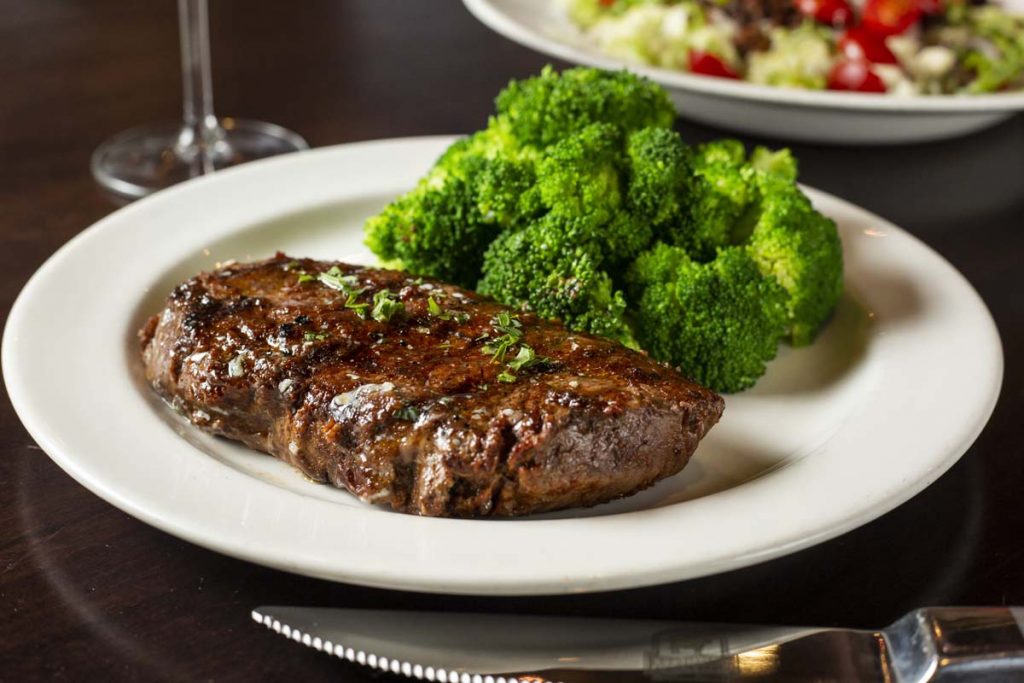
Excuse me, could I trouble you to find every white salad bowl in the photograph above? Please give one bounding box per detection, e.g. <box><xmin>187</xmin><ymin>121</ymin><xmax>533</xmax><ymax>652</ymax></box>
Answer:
<box><xmin>464</xmin><ymin>0</ymin><xmax>1024</xmax><ymax>144</ymax></box>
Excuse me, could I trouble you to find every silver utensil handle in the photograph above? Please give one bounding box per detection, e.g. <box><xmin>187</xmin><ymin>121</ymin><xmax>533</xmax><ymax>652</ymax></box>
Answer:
<box><xmin>889</xmin><ymin>607</ymin><xmax>1024</xmax><ymax>682</ymax></box>
<box><xmin>516</xmin><ymin>607</ymin><xmax>1024</xmax><ymax>683</ymax></box>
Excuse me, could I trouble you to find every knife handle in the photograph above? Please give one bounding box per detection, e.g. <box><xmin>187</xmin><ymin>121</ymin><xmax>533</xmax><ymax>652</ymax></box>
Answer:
<box><xmin>888</xmin><ymin>606</ymin><xmax>1024</xmax><ymax>681</ymax></box>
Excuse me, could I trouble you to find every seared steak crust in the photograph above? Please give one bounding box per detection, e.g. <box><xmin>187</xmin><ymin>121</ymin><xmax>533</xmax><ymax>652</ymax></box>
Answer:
<box><xmin>140</xmin><ymin>254</ymin><xmax>724</xmax><ymax>517</ymax></box>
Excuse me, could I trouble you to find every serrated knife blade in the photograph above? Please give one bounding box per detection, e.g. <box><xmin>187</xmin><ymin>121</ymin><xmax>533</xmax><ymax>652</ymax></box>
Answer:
<box><xmin>252</xmin><ymin>605</ymin><xmax>1024</xmax><ymax>682</ymax></box>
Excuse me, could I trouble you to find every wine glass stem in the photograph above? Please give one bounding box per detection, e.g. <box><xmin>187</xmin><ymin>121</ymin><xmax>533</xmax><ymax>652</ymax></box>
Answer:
<box><xmin>178</xmin><ymin>0</ymin><xmax>220</xmax><ymax>173</ymax></box>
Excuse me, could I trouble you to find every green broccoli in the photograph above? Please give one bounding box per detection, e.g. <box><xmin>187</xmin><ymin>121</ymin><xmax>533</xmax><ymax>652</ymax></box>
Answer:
<box><xmin>363</xmin><ymin>174</ymin><xmax>496</xmax><ymax>288</ymax></box>
<box><xmin>474</xmin><ymin>155</ymin><xmax>544</xmax><ymax>228</ymax></box>
<box><xmin>494</xmin><ymin>65</ymin><xmax>675</xmax><ymax>149</ymax></box>
<box><xmin>745</xmin><ymin>172</ymin><xmax>843</xmax><ymax>346</ymax></box>
<box><xmin>536</xmin><ymin>123</ymin><xmax>623</xmax><ymax>224</ymax></box>
<box><xmin>652</xmin><ymin>141</ymin><xmax>800</xmax><ymax>261</ymax></box>
<box><xmin>478</xmin><ymin>219</ymin><xmax>636</xmax><ymax>347</ymax></box>
<box><xmin>532</xmin><ymin>123</ymin><xmax>652</xmax><ymax>267</ymax></box>
<box><xmin>750</xmin><ymin>146</ymin><xmax>798</xmax><ymax>182</ymax></box>
<box><xmin>627</xmin><ymin>243</ymin><xmax>788</xmax><ymax>392</ymax></box>
<box><xmin>596</xmin><ymin>211</ymin><xmax>655</xmax><ymax>269</ymax></box>
<box><xmin>364</xmin><ymin>65</ymin><xmax>843</xmax><ymax>393</ymax></box>
<box><xmin>624</xmin><ymin>126</ymin><xmax>692</xmax><ymax>228</ymax></box>
<box><xmin>364</xmin><ymin>125</ymin><xmax>539</xmax><ymax>286</ymax></box>
<box><xmin>694</xmin><ymin>139</ymin><xmax>746</xmax><ymax>166</ymax></box>
<box><xmin>672</xmin><ymin>141</ymin><xmax>758</xmax><ymax>260</ymax></box>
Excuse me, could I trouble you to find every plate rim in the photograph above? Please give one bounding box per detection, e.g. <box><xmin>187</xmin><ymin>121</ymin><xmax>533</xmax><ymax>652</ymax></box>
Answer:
<box><xmin>463</xmin><ymin>0</ymin><xmax>1024</xmax><ymax>113</ymax></box>
<box><xmin>2</xmin><ymin>136</ymin><xmax>1004</xmax><ymax>595</ymax></box>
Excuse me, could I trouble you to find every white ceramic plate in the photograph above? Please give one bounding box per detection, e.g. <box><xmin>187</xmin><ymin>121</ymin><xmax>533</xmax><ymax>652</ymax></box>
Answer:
<box><xmin>463</xmin><ymin>0</ymin><xmax>1024</xmax><ymax>144</ymax></box>
<box><xmin>3</xmin><ymin>137</ymin><xmax>1002</xmax><ymax>595</ymax></box>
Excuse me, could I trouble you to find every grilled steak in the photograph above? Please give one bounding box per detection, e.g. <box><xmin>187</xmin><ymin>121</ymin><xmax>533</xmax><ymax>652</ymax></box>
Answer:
<box><xmin>140</xmin><ymin>253</ymin><xmax>724</xmax><ymax>517</ymax></box>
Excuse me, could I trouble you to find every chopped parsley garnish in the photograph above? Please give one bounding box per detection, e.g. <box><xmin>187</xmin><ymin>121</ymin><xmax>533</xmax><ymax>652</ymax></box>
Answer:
<box><xmin>296</xmin><ymin>267</ymin><xmax>384</xmax><ymax>320</ymax></box>
<box><xmin>428</xmin><ymin>296</ymin><xmax>469</xmax><ymax>323</ymax></box>
<box><xmin>296</xmin><ymin>266</ymin><xmax>360</xmax><ymax>294</ymax></box>
<box><xmin>317</xmin><ymin>266</ymin><xmax>361</xmax><ymax>293</ymax></box>
<box><xmin>345</xmin><ymin>292</ymin><xmax>369</xmax><ymax>319</ymax></box>
<box><xmin>479</xmin><ymin>313</ymin><xmax>550</xmax><ymax>382</ymax></box>
<box><xmin>371</xmin><ymin>289</ymin><xmax>405</xmax><ymax>323</ymax></box>
<box><xmin>481</xmin><ymin>313</ymin><xmax>524</xmax><ymax>363</ymax></box>
<box><xmin>482</xmin><ymin>336</ymin><xmax>517</xmax><ymax>363</ymax></box>
<box><xmin>394</xmin><ymin>405</ymin><xmax>420</xmax><ymax>422</ymax></box>
<box><xmin>492</xmin><ymin>311</ymin><xmax>523</xmax><ymax>337</ymax></box>
<box><xmin>507</xmin><ymin>344</ymin><xmax>549</xmax><ymax>372</ymax></box>
<box><xmin>303</xmin><ymin>331</ymin><xmax>328</xmax><ymax>342</ymax></box>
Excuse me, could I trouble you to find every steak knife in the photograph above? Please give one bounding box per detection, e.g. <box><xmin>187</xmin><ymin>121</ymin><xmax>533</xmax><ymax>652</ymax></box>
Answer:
<box><xmin>252</xmin><ymin>605</ymin><xmax>1024</xmax><ymax>682</ymax></box>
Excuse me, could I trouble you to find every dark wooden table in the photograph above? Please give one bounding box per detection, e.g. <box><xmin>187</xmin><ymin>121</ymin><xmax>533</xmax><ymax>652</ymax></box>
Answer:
<box><xmin>2</xmin><ymin>1</ymin><xmax>1023</xmax><ymax>679</ymax></box>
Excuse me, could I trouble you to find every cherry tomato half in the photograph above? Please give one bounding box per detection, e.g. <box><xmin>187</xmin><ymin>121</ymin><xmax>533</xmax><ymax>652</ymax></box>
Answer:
<box><xmin>862</xmin><ymin>0</ymin><xmax>921</xmax><ymax>36</ymax></box>
<box><xmin>688</xmin><ymin>51</ymin><xmax>740</xmax><ymax>79</ymax></box>
<box><xmin>796</xmin><ymin>0</ymin><xmax>855</xmax><ymax>26</ymax></box>
<box><xmin>838</xmin><ymin>27</ymin><xmax>898</xmax><ymax>64</ymax></box>
<box><xmin>827</xmin><ymin>60</ymin><xmax>888</xmax><ymax>92</ymax></box>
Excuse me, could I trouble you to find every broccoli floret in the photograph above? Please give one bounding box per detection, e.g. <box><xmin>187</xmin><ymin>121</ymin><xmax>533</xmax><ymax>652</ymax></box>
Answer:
<box><xmin>597</xmin><ymin>211</ymin><xmax>655</xmax><ymax>268</ymax></box>
<box><xmin>365</xmin><ymin>125</ymin><xmax>539</xmax><ymax>286</ymax></box>
<box><xmin>536</xmin><ymin>123</ymin><xmax>623</xmax><ymax>224</ymax></box>
<box><xmin>478</xmin><ymin>219</ymin><xmax>636</xmax><ymax>347</ymax></box>
<box><xmin>423</xmin><ymin>124</ymin><xmax>541</xmax><ymax>225</ymax></box>
<box><xmin>475</xmin><ymin>155</ymin><xmax>544</xmax><ymax>228</ymax></box>
<box><xmin>445</xmin><ymin>119</ymin><xmax>527</xmax><ymax>164</ymax></box>
<box><xmin>494</xmin><ymin>66</ymin><xmax>675</xmax><ymax>149</ymax></box>
<box><xmin>364</xmin><ymin>175</ymin><xmax>497</xmax><ymax>288</ymax></box>
<box><xmin>532</xmin><ymin>123</ymin><xmax>652</xmax><ymax>267</ymax></box>
<box><xmin>695</xmin><ymin>139</ymin><xmax>746</xmax><ymax>166</ymax></box>
<box><xmin>745</xmin><ymin>173</ymin><xmax>843</xmax><ymax>346</ymax></box>
<box><xmin>667</xmin><ymin>142</ymin><xmax>757</xmax><ymax>260</ymax></box>
<box><xmin>624</xmin><ymin>127</ymin><xmax>692</xmax><ymax>228</ymax></box>
<box><xmin>657</xmin><ymin>141</ymin><xmax>800</xmax><ymax>261</ymax></box>
<box><xmin>750</xmin><ymin>146</ymin><xmax>798</xmax><ymax>182</ymax></box>
<box><xmin>526</xmin><ymin>211</ymin><xmax>654</xmax><ymax>271</ymax></box>
<box><xmin>627</xmin><ymin>244</ymin><xmax>788</xmax><ymax>392</ymax></box>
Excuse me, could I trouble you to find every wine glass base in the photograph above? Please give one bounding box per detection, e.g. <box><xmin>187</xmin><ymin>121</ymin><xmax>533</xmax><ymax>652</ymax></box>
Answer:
<box><xmin>91</xmin><ymin>119</ymin><xmax>308</xmax><ymax>200</ymax></box>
